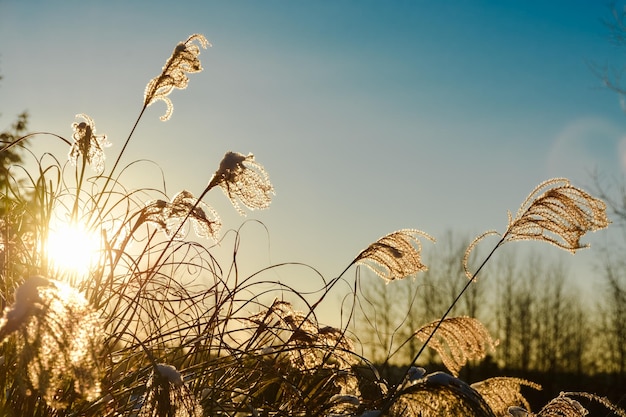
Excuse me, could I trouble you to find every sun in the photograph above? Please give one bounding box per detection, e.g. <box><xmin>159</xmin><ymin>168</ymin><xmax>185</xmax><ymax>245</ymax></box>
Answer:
<box><xmin>46</xmin><ymin>220</ymin><xmax>101</xmax><ymax>276</ymax></box>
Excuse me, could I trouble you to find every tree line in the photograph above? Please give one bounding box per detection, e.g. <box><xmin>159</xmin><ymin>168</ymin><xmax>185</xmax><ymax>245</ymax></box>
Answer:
<box><xmin>351</xmin><ymin>226</ymin><xmax>626</xmax><ymax>408</ymax></box>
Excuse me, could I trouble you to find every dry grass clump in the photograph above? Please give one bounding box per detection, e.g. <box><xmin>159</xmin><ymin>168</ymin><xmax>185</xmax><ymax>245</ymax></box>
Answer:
<box><xmin>0</xmin><ymin>33</ymin><xmax>623</xmax><ymax>417</ymax></box>
<box><xmin>0</xmin><ymin>277</ymin><xmax>103</xmax><ymax>410</ymax></box>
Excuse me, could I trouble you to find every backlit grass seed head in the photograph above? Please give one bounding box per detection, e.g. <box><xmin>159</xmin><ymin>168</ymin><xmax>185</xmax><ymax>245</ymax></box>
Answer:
<box><xmin>0</xmin><ymin>275</ymin><xmax>51</xmax><ymax>342</ymax></box>
<box><xmin>354</xmin><ymin>229</ymin><xmax>435</xmax><ymax>282</ymax></box>
<box><xmin>142</xmin><ymin>190</ymin><xmax>221</xmax><ymax>240</ymax></box>
<box><xmin>534</xmin><ymin>394</ymin><xmax>588</xmax><ymax>417</ymax></box>
<box><xmin>471</xmin><ymin>377</ymin><xmax>542</xmax><ymax>416</ymax></box>
<box><xmin>140</xmin><ymin>364</ymin><xmax>202</xmax><ymax>417</ymax></box>
<box><xmin>69</xmin><ymin>113</ymin><xmax>111</xmax><ymax>174</ymax></box>
<box><xmin>504</xmin><ymin>178</ymin><xmax>609</xmax><ymax>253</ymax></box>
<box><xmin>208</xmin><ymin>151</ymin><xmax>274</xmax><ymax>215</ymax></box>
<box><xmin>7</xmin><ymin>278</ymin><xmax>104</xmax><ymax>408</ymax></box>
<box><xmin>562</xmin><ymin>392</ymin><xmax>626</xmax><ymax>417</ymax></box>
<box><xmin>144</xmin><ymin>34</ymin><xmax>210</xmax><ymax>121</ymax></box>
<box><xmin>505</xmin><ymin>391</ymin><xmax>626</xmax><ymax>417</ymax></box>
<box><xmin>168</xmin><ymin>190</ymin><xmax>221</xmax><ymax>239</ymax></box>
<box><xmin>413</xmin><ymin>316</ymin><xmax>498</xmax><ymax>377</ymax></box>
<box><xmin>464</xmin><ymin>179</ymin><xmax>609</xmax><ymax>280</ymax></box>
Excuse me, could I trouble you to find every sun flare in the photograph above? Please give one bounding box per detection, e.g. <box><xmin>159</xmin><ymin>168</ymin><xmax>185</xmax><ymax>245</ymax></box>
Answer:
<box><xmin>46</xmin><ymin>221</ymin><xmax>101</xmax><ymax>276</ymax></box>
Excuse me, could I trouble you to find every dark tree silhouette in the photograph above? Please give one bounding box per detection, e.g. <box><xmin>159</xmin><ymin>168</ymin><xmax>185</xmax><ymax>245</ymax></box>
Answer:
<box><xmin>0</xmin><ymin>111</ymin><xmax>29</xmax><ymax>189</ymax></box>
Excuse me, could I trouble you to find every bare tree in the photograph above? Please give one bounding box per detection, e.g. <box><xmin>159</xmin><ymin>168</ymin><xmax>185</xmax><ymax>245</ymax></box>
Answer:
<box><xmin>492</xmin><ymin>251</ymin><xmax>541</xmax><ymax>371</ymax></box>
<box><xmin>492</xmin><ymin>251</ymin><xmax>589</xmax><ymax>374</ymax></box>
<box><xmin>587</xmin><ymin>2</ymin><xmax>626</xmax><ymax>380</ymax></box>
<box><xmin>596</xmin><ymin>257</ymin><xmax>626</xmax><ymax>374</ymax></box>
<box><xmin>355</xmin><ymin>272</ymin><xmax>403</xmax><ymax>364</ymax></box>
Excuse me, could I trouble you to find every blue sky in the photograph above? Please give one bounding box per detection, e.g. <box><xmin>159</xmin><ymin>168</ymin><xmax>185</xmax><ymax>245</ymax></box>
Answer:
<box><xmin>1</xmin><ymin>1</ymin><xmax>625</xmax><ymax>324</ymax></box>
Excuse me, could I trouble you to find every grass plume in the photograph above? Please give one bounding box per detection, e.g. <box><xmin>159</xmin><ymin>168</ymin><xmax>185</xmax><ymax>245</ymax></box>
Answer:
<box><xmin>354</xmin><ymin>229</ymin><xmax>435</xmax><ymax>283</ymax></box>
<box><xmin>144</xmin><ymin>34</ymin><xmax>210</xmax><ymax>122</ymax></box>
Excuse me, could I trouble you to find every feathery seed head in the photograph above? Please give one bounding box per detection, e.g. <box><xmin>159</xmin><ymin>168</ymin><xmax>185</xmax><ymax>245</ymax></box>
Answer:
<box><xmin>140</xmin><ymin>199</ymin><xmax>170</xmax><ymax>232</ymax></box>
<box><xmin>560</xmin><ymin>392</ymin><xmax>626</xmax><ymax>417</ymax></box>
<box><xmin>413</xmin><ymin>316</ymin><xmax>498</xmax><ymax>377</ymax></box>
<box><xmin>536</xmin><ymin>394</ymin><xmax>588</xmax><ymax>416</ymax></box>
<box><xmin>504</xmin><ymin>178</ymin><xmax>609</xmax><ymax>253</ymax></box>
<box><xmin>355</xmin><ymin>229</ymin><xmax>435</xmax><ymax>282</ymax></box>
<box><xmin>144</xmin><ymin>34</ymin><xmax>210</xmax><ymax>121</ymax></box>
<box><xmin>69</xmin><ymin>113</ymin><xmax>110</xmax><ymax>174</ymax></box>
<box><xmin>472</xmin><ymin>377</ymin><xmax>542</xmax><ymax>415</ymax></box>
<box><xmin>1</xmin><ymin>278</ymin><xmax>105</xmax><ymax>408</ymax></box>
<box><xmin>142</xmin><ymin>190</ymin><xmax>221</xmax><ymax>241</ymax></box>
<box><xmin>465</xmin><ymin>179</ymin><xmax>610</xmax><ymax>279</ymax></box>
<box><xmin>168</xmin><ymin>190</ymin><xmax>222</xmax><ymax>239</ymax></box>
<box><xmin>208</xmin><ymin>151</ymin><xmax>274</xmax><ymax>215</ymax></box>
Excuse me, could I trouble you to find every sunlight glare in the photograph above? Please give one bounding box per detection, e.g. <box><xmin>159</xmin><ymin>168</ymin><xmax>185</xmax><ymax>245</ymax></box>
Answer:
<box><xmin>46</xmin><ymin>221</ymin><xmax>101</xmax><ymax>276</ymax></box>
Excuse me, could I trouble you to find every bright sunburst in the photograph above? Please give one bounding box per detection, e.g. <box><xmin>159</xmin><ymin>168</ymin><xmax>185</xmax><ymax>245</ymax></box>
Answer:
<box><xmin>46</xmin><ymin>220</ymin><xmax>101</xmax><ymax>276</ymax></box>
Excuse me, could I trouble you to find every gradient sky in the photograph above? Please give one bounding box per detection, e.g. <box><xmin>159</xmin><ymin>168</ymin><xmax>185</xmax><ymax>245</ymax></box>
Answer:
<box><xmin>2</xmin><ymin>1</ymin><xmax>626</xmax><ymax>325</ymax></box>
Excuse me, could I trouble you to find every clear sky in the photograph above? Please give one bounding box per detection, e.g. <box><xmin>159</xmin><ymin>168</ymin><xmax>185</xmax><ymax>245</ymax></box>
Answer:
<box><xmin>1</xmin><ymin>1</ymin><xmax>626</xmax><ymax>325</ymax></box>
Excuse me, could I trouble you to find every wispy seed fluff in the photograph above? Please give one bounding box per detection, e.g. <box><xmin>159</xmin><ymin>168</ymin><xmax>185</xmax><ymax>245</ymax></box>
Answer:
<box><xmin>413</xmin><ymin>316</ymin><xmax>498</xmax><ymax>377</ymax></box>
<box><xmin>464</xmin><ymin>178</ymin><xmax>609</xmax><ymax>280</ymax></box>
<box><xmin>471</xmin><ymin>377</ymin><xmax>541</xmax><ymax>416</ymax></box>
<box><xmin>139</xmin><ymin>363</ymin><xmax>202</xmax><ymax>417</ymax></box>
<box><xmin>208</xmin><ymin>151</ymin><xmax>275</xmax><ymax>215</ymax></box>
<box><xmin>504</xmin><ymin>178</ymin><xmax>609</xmax><ymax>253</ymax></box>
<box><xmin>68</xmin><ymin>113</ymin><xmax>111</xmax><ymax>174</ymax></box>
<box><xmin>142</xmin><ymin>190</ymin><xmax>221</xmax><ymax>241</ymax></box>
<box><xmin>0</xmin><ymin>277</ymin><xmax>104</xmax><ymax>408</ymax></box>
<box><xmin>534</xmin><ymin>394</ymin><xmax>588</xmax><ymax>417</ymax></box>
<box><xmin>144</xmin><ymin>34</ymin><xmax>210</xmax><ymax>121</ymax></box>
<box><xmin>354</xmin><ymin>229</ymin><xmax>435</xmax><ymax>282</ymax></box>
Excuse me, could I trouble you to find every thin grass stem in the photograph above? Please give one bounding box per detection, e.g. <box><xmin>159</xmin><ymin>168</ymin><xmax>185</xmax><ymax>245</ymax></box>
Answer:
<box><xmin>380</xmin><ymin>235</ymin><xmax>506</xmax><ymax>413</ymax></box>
